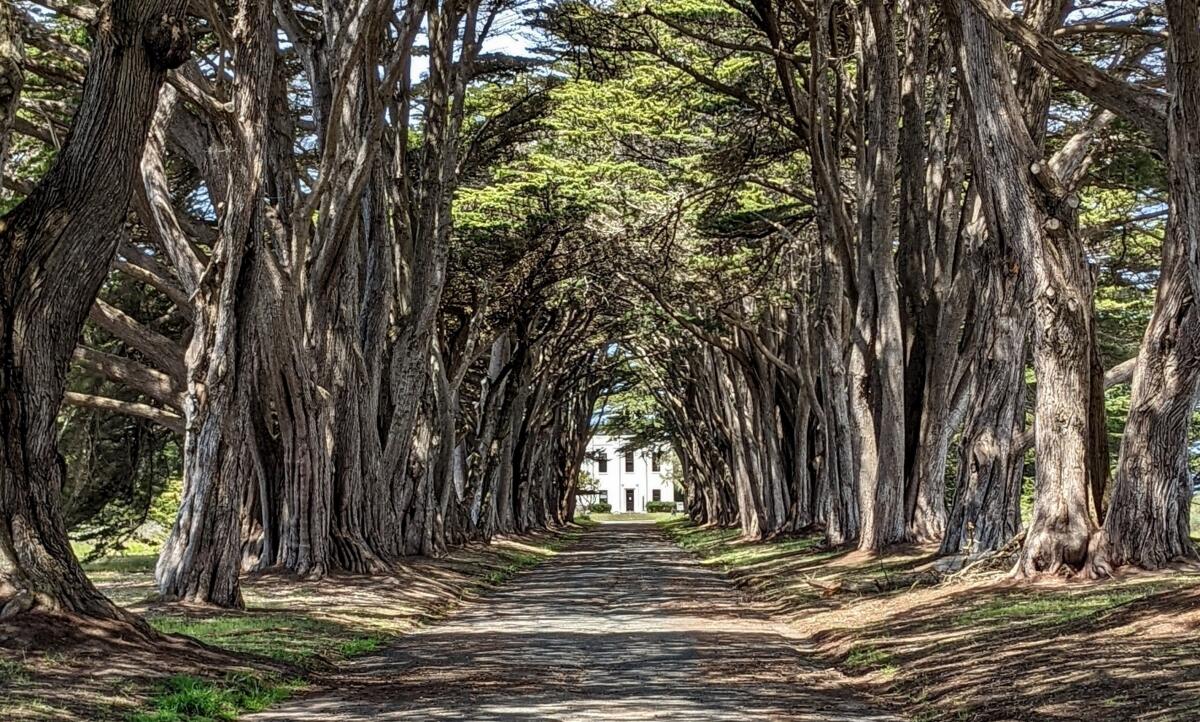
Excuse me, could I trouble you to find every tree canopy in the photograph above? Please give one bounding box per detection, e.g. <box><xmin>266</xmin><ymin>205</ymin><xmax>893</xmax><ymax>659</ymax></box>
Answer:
<box><xmin>0</xmin><ymin>0</ymin><xmax>1197</xmax><ymax>624</ymax></box>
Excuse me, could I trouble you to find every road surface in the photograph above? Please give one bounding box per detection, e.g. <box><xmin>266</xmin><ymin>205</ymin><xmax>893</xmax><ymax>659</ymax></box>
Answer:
<box><xmin>249</xmin><ymin>522</ymin><xmax>902</xmax><ymax>721</ymax></box>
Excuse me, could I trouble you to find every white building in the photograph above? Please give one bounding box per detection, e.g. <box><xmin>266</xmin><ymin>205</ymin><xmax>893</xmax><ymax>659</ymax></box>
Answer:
<box><xmin>579</xmin><ymin>434</ymin><xmax>676</xmax><ymax>513</ymax></box>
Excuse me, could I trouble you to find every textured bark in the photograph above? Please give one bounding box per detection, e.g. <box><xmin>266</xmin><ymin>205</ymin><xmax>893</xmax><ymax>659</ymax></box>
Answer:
<box><xmin>1089</xmin><ymin>0</ymin><xmax>1200</xmax><ymax>572</ymax></box>
<box><xmin>941</xmin><ymin>253</ymin><xmax>1029</xmax><ymax>556</ymax></box>
<box><xmin>854</xmin><ymin>0</ymin><xmax>907</xmax><ymax>552</ymax></box>
<box><xmin>0</xmin><ymin>0</ymin><xmax>189</xmax><ymax>618</ymax></box>
<box><xmin>157</xmin><ymin>0</ymin><xmax>274</xmax><ymax>608</ymax></box>
<box><xmin>0</xmin><ymin>0</ymin><xmax>22</xmax><ymax>187</ymax></box>
<box><xmin>946</xmin><ymin>0</ymin><xmax>1099</xmax><ymax>576</ymax></box>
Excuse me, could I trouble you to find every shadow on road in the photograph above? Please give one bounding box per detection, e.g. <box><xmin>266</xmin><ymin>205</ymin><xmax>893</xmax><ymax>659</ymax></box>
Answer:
<box><xmin>250</xmin><ymin>524</ymin><xmax>900</xmax><ymax>721</ymax></box>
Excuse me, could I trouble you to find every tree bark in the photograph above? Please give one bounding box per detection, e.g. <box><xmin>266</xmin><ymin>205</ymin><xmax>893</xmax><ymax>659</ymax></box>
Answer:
<box><xmin>157</xmin><ymin>0</ymin><xmax>274</xmax><ymax>608</ymax></box>
<box><xmin>0</xmin><ymin>0</ymin><xmax>189</xmax><ymax>618</ymax></box>
<box><xmin>1089</xmin><ymin>0</ymin><xmax>1200</xmax><ymax>572</ymax></box>
<box><xmin>854</xmin><ymin>0</ymin><xmax>907</xmax><ymax>552</ymax></box>
<box><xmin>945</xmin><ymin>0</ymin><xmax>1099</xmax><ymax>575</ymax></box>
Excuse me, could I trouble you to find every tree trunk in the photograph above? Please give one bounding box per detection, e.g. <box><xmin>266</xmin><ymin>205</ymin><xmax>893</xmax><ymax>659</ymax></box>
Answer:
<box><xmin>945</xmin><ymin>0</ymin><xmax>1099</xmax><ymax>575</ymax></box>
<box><xmin>855</xmin><ymin>0</ymin><xmax>907</xmax><ymax>552</ymax></box>
<box><xmin>0</xmin><ymin>0</ymin><xmax>189</xmax><ymax>618</ymax></box>
<box><xmin>157</xmin><ymin>0</ymin><xmax>273</xmax><ymax>607</ymax></box>
<box><xmin>942</xmin><ymin>252</ymin><xmax>1029</xmax><ymax>556</ymax></box>
<box><xmin>1089</xmin><ymin>0</ymin><xmax>1200</xmax><ymax>572</ymax></box>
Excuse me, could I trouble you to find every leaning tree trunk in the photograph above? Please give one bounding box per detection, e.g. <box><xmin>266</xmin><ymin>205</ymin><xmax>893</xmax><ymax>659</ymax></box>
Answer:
<box><xmin>0</xmin><ymin>0</ymin><xmax>189</xmax><ymax>618</ymax></box>
<box><xmin>1090</xmin><ymin>0</ymin><xmax>1200</xmax><ymax>572</ymax></box>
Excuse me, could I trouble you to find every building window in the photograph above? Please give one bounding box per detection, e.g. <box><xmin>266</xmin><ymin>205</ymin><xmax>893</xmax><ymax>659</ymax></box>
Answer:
<box><xmin>599</xmin><ymin>490</ymin><xmax>608</xmax><ymax>503</ymax></box>
<box><xmin>652</xmin><ymin>489</ymin><xmax>661</xmax><ymax>502</ymax></box>
<box><xmin>625</xmin><ymin>450</ymin><xmax>635</xmax><ymax>472</ymax></box>
<box><xmin>651</xmin><ymin>454</ymin><xmax>660</xmax><ymax>472</ymax></box>
<box><xmin>597</xmin><ymin>453</ymin><xmax>607</xmax><ymax>474</ymax></box>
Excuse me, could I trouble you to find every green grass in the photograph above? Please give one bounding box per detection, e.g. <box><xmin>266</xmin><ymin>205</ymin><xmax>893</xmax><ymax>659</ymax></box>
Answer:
<box><xmin>130</xmin><ymin>673</ymin><xmax>301</xmax><ymax>722</ymax></box>
<box><xmin>0</xmin><ymin>658</ymin><xmax>30</xmax><ymax>684</ymax></box>
<box><xmin>658</xmin><ymin>517</ymin><xmax>833</xmax><ymax>570</ymax></box>
<box><xmin>953</xmin><ymin>583</ymin><xmax>1172</xmax><ymax>628</ymax></box>
<box><xmin>585</xmin><ymin>512</ymin><xmax>676</xmax><ymax>522</ymax></box>
<box><xmin>82</xmin><ymin>553</ymin><xmax>159</xmax><ymax>575</ymax></box>
<box><xmin>149</xmin><ymin>614</ymin><xmax>360</xmax><ymax>667</ymax></box>
<box><xmin>844</xmin><ymin>645</ymin><xmax>894</xmax><ymax>671</ymax></box>
<box><xmin>336</xmin><ymin>636</ymin><xmax>381</xmax><ymax>657</ymax></box>
<box><xmin>482</xmin><ymin>547</ymin><xmax>555</xmax><ymax>585</ymax></box>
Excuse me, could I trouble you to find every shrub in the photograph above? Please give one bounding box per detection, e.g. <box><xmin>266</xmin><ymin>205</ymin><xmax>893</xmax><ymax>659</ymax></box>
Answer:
<box><xmin>590</xmin><ymin>502</ymin><xmax>612</xmax><ymax>513</ymax></box>
<box><xmin>646</xmin><ymin>501</ymin><xmax>675</xmax><ymax>513</ymax></box>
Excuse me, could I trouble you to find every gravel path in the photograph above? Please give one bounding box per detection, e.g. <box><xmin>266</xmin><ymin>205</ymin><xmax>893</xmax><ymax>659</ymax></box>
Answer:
<box><xmin>248</xmin><ymin>523</ymin><xmax>902</xmax><ymax>721</ymax></box>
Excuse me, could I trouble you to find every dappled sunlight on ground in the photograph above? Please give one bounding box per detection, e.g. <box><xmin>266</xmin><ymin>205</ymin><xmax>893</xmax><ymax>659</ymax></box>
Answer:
<box><xmin>248</xmin><ymin>524</ymin><xmax>899</xmax><ymax>721</ymax></box>
<box><xmin>0</xmin><ymin>528</ymin><xmax>583</xmax><ymax>720</ymax></box>
<box><xmin>661</xmin><ymin>519</ymin><xmax>1200</xmax><ymax>721</ymax></box>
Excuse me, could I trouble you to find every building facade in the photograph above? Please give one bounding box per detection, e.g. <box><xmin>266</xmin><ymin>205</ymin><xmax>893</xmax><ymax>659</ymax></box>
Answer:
<box><xmin>579</xmin><ymin>435</ymin><xmax>676</xmax><ymax>513</ymax></box>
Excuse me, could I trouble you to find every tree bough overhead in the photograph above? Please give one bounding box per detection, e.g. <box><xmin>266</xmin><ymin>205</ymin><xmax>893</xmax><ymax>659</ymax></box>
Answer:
<box><xmin>0</xmin><ymin>0</ymin><xmax>1197</xmax><ymax>626</ymax></box>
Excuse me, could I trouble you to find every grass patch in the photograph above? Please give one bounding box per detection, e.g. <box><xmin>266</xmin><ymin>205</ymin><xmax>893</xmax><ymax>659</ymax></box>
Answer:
<box><xmin>953</xmin><ymin>583</ymin><xmax>1171</xmax><ymax>628</ymax></box>
<box><xmin>588</xmin><ymin>512</ymin><xmax>675</xmax><ymax>522</ymax></box>
<box><xmin>844</xmin><ymin>645</ymin><xmax>894</xmax><ymax>671</ymax></box>
<box><xmin>482</xmin><ymin>548</ymin><xmax>551</xmax><ymax>585</ymax></box>
<box><xmin>0</xmin><ymin>658</ymin><xmax>30</xmax><ymax>684</ymax></box>
<box><xmin>131</xmin><ymin>673</ymin><xmax>301</xmax><ymax>722</ymax></box>
<box><xmin>659</xmin><ymin>517</ymin><xmax>830</xmax><ymax>571</ymax></box>
<box><xmin>82</xmin><ymin>554</ymin><xmax>159</xmax><ymax>575</ymax></box>
<box><xmin>149</xmin><ymin>614</ymin><xmax>355</xmax><ymax>667</ymax></box>
<box><xmin>336</xmin><ymin>636</ymin><xmax>381</xmax><ymax>657</ymax></box>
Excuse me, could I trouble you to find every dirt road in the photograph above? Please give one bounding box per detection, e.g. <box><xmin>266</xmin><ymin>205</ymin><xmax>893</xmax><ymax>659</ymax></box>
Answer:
<box><xmin>249</xmin><ymin>523</ymin><xmax>902</xmax><ymax>721</ymax></box>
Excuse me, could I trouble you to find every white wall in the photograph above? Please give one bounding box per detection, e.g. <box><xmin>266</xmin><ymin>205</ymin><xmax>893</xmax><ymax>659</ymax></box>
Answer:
<box><xmin>579</xmin><ymin>434</ymin><xmax>675</xmax><ymax>513</ymax></box>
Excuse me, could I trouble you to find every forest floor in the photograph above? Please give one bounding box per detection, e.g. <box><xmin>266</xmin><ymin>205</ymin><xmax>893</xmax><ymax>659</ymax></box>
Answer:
<box><xmin>0</xmin><ymin>525</ymin><xmax>590</xmax><ymax>721</ymax></box>
<box><xmin>243</xmin><ymin>522</ymin><xmax>899</xmax><ymax>721</ymax></box>
<box><xmin>660</xmin><ymin>516</ymin><xmax>1200</xmax><ymax>722</ymax></box>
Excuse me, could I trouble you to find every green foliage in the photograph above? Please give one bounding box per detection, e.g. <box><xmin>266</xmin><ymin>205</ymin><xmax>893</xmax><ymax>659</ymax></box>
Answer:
<box><xmin>62</xmin><ymin>270</ymin><xmax>186</xmax><ymax>558</ymax></box>
<box><xmin>588</xmin><ymin>501</ymin><xmax>612</xmax><ymax>513</ymax></box>
<box><xmin>131</xmin><ymin>673</ymin><xmax>301</xmax><ymax>722</ymax></box>
<box><xmin>577</xmin><ymin>471</ymin><xmax>600</xmax><ymax>492</ymax></box>
<box><xmin>645</xmin><ymin>500</ymin><xmax>675</xmax><ymax>513</ymax></box>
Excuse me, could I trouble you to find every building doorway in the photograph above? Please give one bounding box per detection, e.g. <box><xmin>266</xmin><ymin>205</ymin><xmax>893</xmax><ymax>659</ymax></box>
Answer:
<box><xmin>625</xmin><ymin>489</ymin><xmax>635</xmax><ymax>512</ymax></box>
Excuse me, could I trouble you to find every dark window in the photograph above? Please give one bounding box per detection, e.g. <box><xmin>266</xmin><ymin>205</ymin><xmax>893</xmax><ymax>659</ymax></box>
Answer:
<box><xmin>651</xmin><ymin>454</ymin><xmax>661</xmax><ymax>472</ymax></box>
<box><xmin>597</xmin><ymin>454</ymin><xmax>607</xmax><ymax>474</ymax></box>
<box><xmin>625</xmin><ymin>450</ymin><xmax>635</xmax><ymax>472</ymax></box>
<box><xmin>652</xmin><ymin>489</ymin><xmax>661</xmax><ymax>502</ymax></box>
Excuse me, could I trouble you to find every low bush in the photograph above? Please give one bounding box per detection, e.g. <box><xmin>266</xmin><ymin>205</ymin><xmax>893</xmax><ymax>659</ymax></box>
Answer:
<box><xmin>645</xmin><ymin>501</ymin><xmax>675</xmax><ymax>513</ymax></box>
<box><xmin>589</xmin><ymin>502</ymin><xmax>612</xmax><ymax>514</ymax></box>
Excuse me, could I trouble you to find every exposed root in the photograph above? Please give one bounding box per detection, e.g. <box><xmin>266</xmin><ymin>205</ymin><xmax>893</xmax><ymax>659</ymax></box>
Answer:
<box><xmin>939</xmin><ymin>529</ymin><xmax>1027</xmax><ymax>583</ymax></box>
